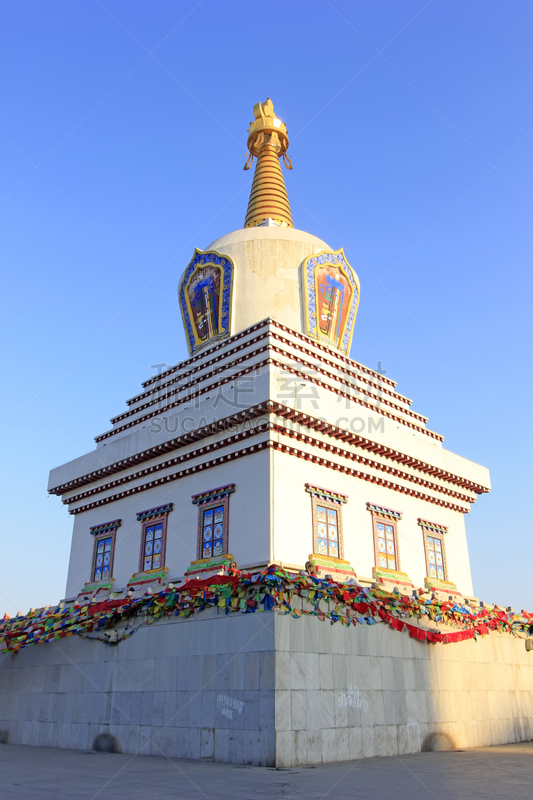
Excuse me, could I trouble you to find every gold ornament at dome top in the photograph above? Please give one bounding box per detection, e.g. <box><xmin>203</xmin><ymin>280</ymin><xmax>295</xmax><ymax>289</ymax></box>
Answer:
<box><xmin>245</xmin><ymin>98</ymin><xmax>290</xmax><ymax>161</ymax></box>
<box><xmin>243</xmin><ymin>99</ymin><xmax>294</xmax><ymax>228</ymax></box>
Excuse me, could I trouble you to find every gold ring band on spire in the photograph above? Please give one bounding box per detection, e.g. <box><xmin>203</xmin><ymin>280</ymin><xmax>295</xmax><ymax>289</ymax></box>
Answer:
<box><xmin>243</xmin><ymin>100</ymin><xmax>293</xmax><ymax>229</ymax></box>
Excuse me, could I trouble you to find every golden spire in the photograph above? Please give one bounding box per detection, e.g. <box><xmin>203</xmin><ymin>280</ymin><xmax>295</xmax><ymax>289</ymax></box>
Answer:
<box><xmin>243</xmin><ymin>99</ymin><xmax>293</xmax><ymax>229</ymax></box>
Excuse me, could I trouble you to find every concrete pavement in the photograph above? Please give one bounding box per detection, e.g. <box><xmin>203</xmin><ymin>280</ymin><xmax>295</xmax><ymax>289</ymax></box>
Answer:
<box><xmin>0</xmin><ymin>741</ymin><xmax>532</xmax><ymax>799</ymax></box>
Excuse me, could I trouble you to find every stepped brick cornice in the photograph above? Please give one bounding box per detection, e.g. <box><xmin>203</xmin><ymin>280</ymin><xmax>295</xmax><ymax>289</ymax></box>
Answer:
<box><xmin>110</xmin><ymin>339</ymin><xmax>420</xmax><ymax>429</ymax></box>
<box><xmin>137</xmin><ymin>318</ymin><xmax>398</xmax><ymax>393</ymax></box>
<box><xmin>125</xmin><ymin>328</ymin><xmax>413</xmax><ymax>416</ymax></box>
<box><xmin>49</xmin><ymin>402</ymin><xmax>490</xmax><ymax>499</ymax></box>
<box><xmin>64</xmin><ymin>419</ymin><xmax>476</xmax><ymax>510</ymax></box>
<box><xmin>68</xmin><ymin>431</ymin><xmax>473</xmax><ymax>516</ymax></box>
<box><xmin>95</xmin><ymin>323</ymin><xmax>438</xmax><ymax>445</ymax></box>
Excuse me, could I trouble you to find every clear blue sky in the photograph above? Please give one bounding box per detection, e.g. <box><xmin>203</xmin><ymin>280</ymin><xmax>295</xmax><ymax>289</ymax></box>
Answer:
<box><xmin>1</xmin><ymin>1</ymin><xmax>532</xmax><ymax>616</ymax></box>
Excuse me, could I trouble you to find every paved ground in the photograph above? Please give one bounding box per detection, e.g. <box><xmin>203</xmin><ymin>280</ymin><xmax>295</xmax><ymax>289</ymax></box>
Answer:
<box><xmin>0</xmin><ymin>742</ymin><xmax>532</xmax><ymax>799</ymax></box>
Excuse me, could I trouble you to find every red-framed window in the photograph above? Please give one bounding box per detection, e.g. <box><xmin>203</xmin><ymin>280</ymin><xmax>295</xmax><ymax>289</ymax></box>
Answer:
<box><xmin>192</xmin><ymin>484</ymin><xmax>235</xmax><ymax>560</ymax></box>
<box><xmin>89</xmin><ymin>519</ymin><xmax>121</xmax><ymax>583</ymax></box>
<box><xmin>136</xmin><ymin>504</ymin><xmax>173</xmax><ymax>572</ymax></box>
<box><xmin>367</xmin><ymin>503</ymin><xmax>402</xmax><ymax>572</ymax></box>
<box><xmin>306</xmin><ymin>484</ymin><xmax>348</xmax><ymax>560</ymax></box>
<box><xmin>419</xmin><ymin>519</ymin><xmax>449</xmax><ymax>581</ymax></box>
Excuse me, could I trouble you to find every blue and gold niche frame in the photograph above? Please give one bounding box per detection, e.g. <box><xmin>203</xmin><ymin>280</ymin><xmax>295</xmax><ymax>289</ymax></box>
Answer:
<box><xmin>178</xmin><ymin>249</ymin><xmax>235</xmax><ymax>355</ymax></box>
<box><xmin>301</xmin><ymin>249</ymin><xmax>360</xmax><ymax>354</ymax></box>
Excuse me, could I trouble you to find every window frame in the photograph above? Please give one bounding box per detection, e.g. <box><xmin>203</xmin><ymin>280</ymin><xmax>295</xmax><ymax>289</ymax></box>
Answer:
<box><xmin>192</xmin><ymin>484</ymin><xmax>235</xmax><ymax>560</ymax></box>
<box><xmin>306</xmin><ymin>484</ymin><xmax>348</xmax><ymax>561</ymax></box>
<box><xmin>136</xmin><ymin>504</ymin><xmax>173</xmax><ymax>573</ymax></box>
<box><xmin>367</xmin><ymin>503</ymin><xmax>402</xmax><ymax>573</ymax></box>
<box><xmin>89</xmin><ymin>519</ymin><xmax>120</xmax><ymax>583</ymax></box>
<box><xmin>197</xmin><ymin>497</ymin><xmax>230</xmax><ymax>560</ymax></box>
<box><xmin>418</xmin><ymin>518</ymin><xmax>449</xmax><ymax>582</ymax></box>
<box><xmin>139</xmin><ymin>516</ymin><xmax>168</xmax><ymax>573</ymax></box>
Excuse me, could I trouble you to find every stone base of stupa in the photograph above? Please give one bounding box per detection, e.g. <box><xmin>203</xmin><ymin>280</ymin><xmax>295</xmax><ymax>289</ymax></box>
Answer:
<box><xmin>1</xmin><ymin>611</ymin><xmax>532</xmax><ymax>766</ymax></box>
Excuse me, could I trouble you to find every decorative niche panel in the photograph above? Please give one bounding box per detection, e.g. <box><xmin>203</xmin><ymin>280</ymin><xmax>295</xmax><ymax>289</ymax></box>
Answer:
<box><xmin>178</xmin><ymin>249</ymin><xmax>235</xmax><ymax>355</ymax></box>
<box><xmin>301</xmin><ymin>249</ymin><xmax>360</xmax><ymax>353</ymax></box>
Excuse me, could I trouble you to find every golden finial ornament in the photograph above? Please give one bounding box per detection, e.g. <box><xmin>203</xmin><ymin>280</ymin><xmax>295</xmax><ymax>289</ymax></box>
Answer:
<box><xmin>243</xmin><ymin>99</ymin><xmax>294</xmax><ymax>229</ymax></box>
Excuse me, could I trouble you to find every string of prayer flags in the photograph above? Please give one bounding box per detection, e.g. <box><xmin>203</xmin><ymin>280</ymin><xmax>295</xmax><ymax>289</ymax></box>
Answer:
<box><xmin>1</xmin><ymin>564</ymin><xmax>532</xmax><ymax>655</ymax></box>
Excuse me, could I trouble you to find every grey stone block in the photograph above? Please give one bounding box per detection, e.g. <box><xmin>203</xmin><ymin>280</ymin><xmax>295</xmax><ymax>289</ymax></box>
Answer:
<box><xmin>335</xmin><ymin>727</ymin><xmax>350</xmax><ymax>761</ymax></box>
<box><xmin>361</xmin><ymin>724</ymin><xmax>375</xmax><ymax>758</ymax></box>
<box><xmin>321</xmin><ymin>727</ymin><xmax>337</xmax><ymax>763</ymax></box>
<box><xmin>141</xmin><ymin>691</ymin><xmax>154</xmax><ymax>726</ymax></box>
<box><xmin>319</xmin><ymin>653</ymin><xmax>334</xmax><ymax>689</ymax></box>
<box><xmin>243</xmin><ymin>729</ymin><xmax>259</xmax><ymax>765</ymax></box>
<box><xmin>124</xmin><ymin>723</ymin><xmax>140</xmax><ymax>754</ymax></box>
<box><xmin>227</xmin><ymin>729</ymin><xmax>244</xmax><ymax>764</ymax></box>
<box><xmin>332</xmin><ymin>654</ymin><xmax>346</xmax><ymax>689</ymax></box>
<box><xmin>63</xmin><ymin>691</ymin><xmax>79</xmax><ymax>724</ymax></box>
<box><xmin>321</xmin><ymin>690</ymin><xmax>335</xmax><ymax>729</ymax></box>
<box><xmin>202</xmin><ymin>654</ymin><xmax>217</xmax><ymax>689</ymax></box>
<box><xmin>275</xmin><ymin>651</ymin><xmax>291</xmax><ymax>691</ymax></box>
<box><xmin>258</xmin><ymin>615</ymin><xmax>276</xmax><ymax>654</ymax></box>
<box><xmin>154</xmin><ymin>656</ymin><xmax>177</xmax><ymax>692</ymax></box>
<box><xmin>187</xmin><ymin>726</ymin><xmax>201</xmax><ymax>760</ymax></box>
<box><xmin>274</xmin><ymin>616</ymin><xmax>291</xmax><ymax>652</ymax></box>
<box><xmin>200</xmin><ymin>726</ymin><xmax>214</xmax><ymax>759</ymax></box>
<box><xmin>139</xmin><ymin>724</ymin><xmax>152</xmax><ymax>755</ymax></box>
<box><xmin>275</xmin><ymin>690</ymin><xmax>291</xmax><ymax>732</ymax></box>
<box><xmin>307</xmin><ymin>728</ymin><xmax>323</xmax><ymax>764</ymax></box>
<box><xmin>160</xmin><ymin>725</ymin><xmax>178</xmax><ymax>757</ymax></box>
<box><xmin>174</xmin><ymin>691</ymin><xmax>190</xmax><ymax>727</ymax></box>
<box><xmin>149</xmin><ymin>725</ymin><xmax>164</xmax><ymax>756</ymax></box>
<box><xmin>243</xmin><ymin>691</ymin><xmax>259</xmax><ymax>730</ymax></box>
<box><xmin>306</xmin><ymin>690</ymin><xmax>322</xmax><ymax>731</ymax></box>
<box><xmin>334</xmin><ymin>691</ymin><xmax>348</xmax><ymax>728</ymax></box>
<box><xmin>244</xmin><ymin>651</ymin><xmax>259</xmax><ymax>690</ymax></box>
<box><xmin>275</xmin><ymin>729</ymin><xmax>292</xmax><ymax>767</ymax></box>
<box><xmin>259</xmin><ymin>691</ymin><xmax>275</xmax><ymax>731</ymax></box>
<box><xmin>290</xmin><ymin>620</ymin><xmax>306</xmax><ymax>653</ymax></box>
<box><xmin>305</xmin><ymin>653</ymin><xmax>320</xmax><ymax>690</ymax></box>
<box><xmin>201</xmin><ymin>690</ymin><xmax>215</xmax><ymax>728</ymax></box>
<box><xmin>121</xmin><ymin>691</ymin><xmax>142</xmax><ymax>726</ymax></box>
<box><xmin>151</xmin><ymin>690</ymin><xmax>165</xmax><ymax>727</ymax></box>
<box><xmin>228</xmin><ymin>652</ymin><xmax>244</xmax><ymax>689</ymax></box>
<box><xmin>162</xmin><ymin>690</ymin><xmax>177</xmax><ymax>727</ymax></box>
<box><xmin>215</xmin><ymin>654</ymin><xmax>231</xmax><ymax>691</ymax></box>
<box><xmin>228</xmin><ymin>691</ymin><xmax>245</xmax><ymax>731</ymax></box>
<box><xmin>173</xmin><ymin>726</ymin><xmax>188</xmax><ymax>759</ymax></box>
<box><xmin>290</xmin><ymin>652</ymin><xmax>306</xmax><ymax>690</ymax></box>
<box><xmin>349</xmin><ymin>725</ymin><xmax>363</xmax><ymax>760</ymax></box>
<box><xmin>291</xmin><ymin>690</ymin><xmax>307</xmax><ymax>731</ymax></box>
<box><xmin>292</xmin><ymin>728</ymin><xmax>309</xmax><ymax>765</ymax></box>
<box><xmin>187</xmin><ymin>692</ymin><xmax>203</xmax><ymax>729</ymax></box>
<box><xmin>214</xmin><ymin>728</ymin><xmax>229</xmax><ymax>762</ymax></box>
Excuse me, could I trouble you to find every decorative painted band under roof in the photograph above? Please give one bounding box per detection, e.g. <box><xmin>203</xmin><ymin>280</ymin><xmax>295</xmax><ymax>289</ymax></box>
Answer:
<box><xmin>366</xmin><ymin>503</ymin><xmax>402</xmax><ymax>520</ymax></box>
<box><xmin>136</xmin><ymin>503</ymin><xmax>173</xmax><ymax>522</ymax></box>
<box><xmin>418</xmin><ymin>518</ymin><xmax>448</xmax><ymax>534</ymax></box>
<box><xmin>305</xmin><ymin>483</ymin><xmax>348</xmax><ymax>504</ymax></box>
<box><xmin>192</xmin><ymin>483</ymin><xmax>236</xmax><ymax>505</ymax></box>
<box><xmin>89</xmin><ymin>519</ymin><xmax>121</xmax><ymax>536</ymax></box>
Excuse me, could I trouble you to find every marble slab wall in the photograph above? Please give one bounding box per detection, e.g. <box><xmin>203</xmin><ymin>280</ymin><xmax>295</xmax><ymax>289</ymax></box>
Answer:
<box><xmin>0</xmin><ymin>609</ymin><xmax>532</xmax><ymax>767</ymax></box>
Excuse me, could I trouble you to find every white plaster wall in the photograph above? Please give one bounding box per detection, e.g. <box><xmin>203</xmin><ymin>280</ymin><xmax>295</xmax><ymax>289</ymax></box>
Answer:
<box><xmin>270</xmin><ymin>447</ymin><xmax>474</xmax><ymax>595</ymax></box>
<box><xmin>55</xmin><ymin>326</ymin><xmax>487</xmax><ymax>603</ymax></box>
<box><xmin>205</xmin><ymin>228</ymin><xmax>330</xmax><ymax>337</ymax></box>
<box><xmin>65</xmin><ymin>450</ymin><xmax>271</xmax><ymax>598</ymax></box>
<box><xmin>268</xmin><ymin>363</ymin><xmax>491</xmax><ymax>489</ymax></box>
<box><xmin>49</xmin><ymin>362</ymin><xmax>271</xmax><ymax>490</ymax></box>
